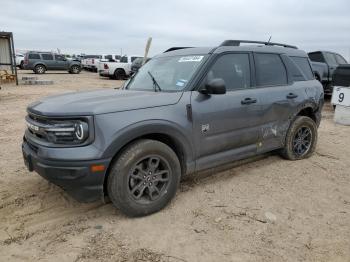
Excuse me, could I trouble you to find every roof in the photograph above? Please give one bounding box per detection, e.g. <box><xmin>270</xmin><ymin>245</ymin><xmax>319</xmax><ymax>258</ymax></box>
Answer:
<box><xmin>159</xmin><ymin>40</ymin><xmax>308</xmax><ymax>58</ymax></box>
<box><xmin>0</xmin><ymin>31</ymin><xmax>13</xmax><ymax>38</ymax></box>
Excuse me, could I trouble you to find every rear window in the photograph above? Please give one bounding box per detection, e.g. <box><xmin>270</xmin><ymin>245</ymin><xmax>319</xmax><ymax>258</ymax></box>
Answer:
<box><xmin>84</xmin><ymin>55</ymin><xmax>101</xmax><ymax>59</ymax></box>
<box><xmin>290</xmin><ymin>57</ymin><xmax>314</xmax><ymax>81</ymax></box>
<box><xmin>41</xmin><ymin>54</ymin><xmax>53</xmax><ymax>60</ymax></box>
<box><xmin>308</xmin><ymin>52</ymin><xmax>325</xmax><ymax>63</ymax></box>
<box><xmin>255</xmin><ymin>53</ymin><xmax>288</xmax><ymax>86</ymax></box>
<box><xmin>28</xmin><ymin>54</ymin><xmax>40</xmax><ymax>59</ymax></box>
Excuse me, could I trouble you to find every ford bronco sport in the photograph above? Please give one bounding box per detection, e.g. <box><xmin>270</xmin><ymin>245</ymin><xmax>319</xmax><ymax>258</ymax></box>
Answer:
<box><xmin>22</xmin><ymin>40</ymin><xmax>324</xmax><ymax>217</ymax></box>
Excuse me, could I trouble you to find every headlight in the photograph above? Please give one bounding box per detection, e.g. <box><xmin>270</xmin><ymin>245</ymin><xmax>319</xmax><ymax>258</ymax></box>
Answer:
<box><xmin>46</xmin><ymin>120</ymin><xmax>89</xmax><ymax>144</ymax></box>
<box><xmin>26</xmin><ymin>115</ymin><xmax>91</xmax><ymax>145</ymax></box>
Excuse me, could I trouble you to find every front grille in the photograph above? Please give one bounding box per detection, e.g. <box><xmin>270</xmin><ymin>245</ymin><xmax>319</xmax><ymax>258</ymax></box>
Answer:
<box><xmin>26</xmin><ymin>113</ymin><xmax>81</xmax><ymax>144</ymax></box>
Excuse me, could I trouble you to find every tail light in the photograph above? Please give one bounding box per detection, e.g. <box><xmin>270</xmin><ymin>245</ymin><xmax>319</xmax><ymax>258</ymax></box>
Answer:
<box><xmin>92</xmin><ymin>59</ymin><xmax>94</xmax><ymax>64</ymax></box>
<box><xmin>104</xmin><ymin>64</ymin><xmax>109</xmax><ymax>69</ymax></box>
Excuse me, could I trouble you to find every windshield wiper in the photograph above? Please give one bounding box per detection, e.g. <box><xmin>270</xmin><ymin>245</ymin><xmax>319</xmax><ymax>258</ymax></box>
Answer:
<box><xmin>147</xmin><ymin>71</ymin><xmax>162</xmax><ymax>92</ymax></box>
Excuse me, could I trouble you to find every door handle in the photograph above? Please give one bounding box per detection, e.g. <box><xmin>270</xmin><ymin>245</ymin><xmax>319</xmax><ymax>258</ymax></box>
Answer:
<box><xmin>287</xmin><ymin>93</ymin><xmax>298</xmax><ymax>99</ymax></box>
<box><xmin>241</xmin><ymin>97</ymin><xmax>257</xmax><ymax>105</ymax></box>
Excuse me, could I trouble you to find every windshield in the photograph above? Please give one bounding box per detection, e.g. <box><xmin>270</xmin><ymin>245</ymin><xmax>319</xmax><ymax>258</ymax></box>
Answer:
<box><xmin>126</xmin><ymin>55</ymin><xmax>207</xmax><ymax>92</ymax></box>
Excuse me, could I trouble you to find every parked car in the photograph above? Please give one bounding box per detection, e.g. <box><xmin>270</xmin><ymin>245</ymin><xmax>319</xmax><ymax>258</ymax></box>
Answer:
<box><xmin>82</xmin><ymin>54</ymin><xmax>121</xmax><ymax>72</ymax></box>
<box><xmin>22</xmin><ymin>40</ymin><xmax>324</xmax><ymax>217</ymax></box>
<box><xmin>98</xmin><ymin>55</ymin><xmax>142</xmax><ymax>79</ymax></box>
<box><xmin>130</xmin><ymin>57</ymin><xmax>151</xmax><ymax>75</ymax></box>
<box><xmin>23</xmin><ymin>52</ymin><xmax>81</xmax><ymax>74</ymax></box>
<box><xmin>309</xmin><ymin>51</ymin><xmax>348</xmax><ymax>95</ymax></box>
<box><xmin>15</xmin><ymin>53</ymin><xmax>25</xmax><ymax>69</ymax></box>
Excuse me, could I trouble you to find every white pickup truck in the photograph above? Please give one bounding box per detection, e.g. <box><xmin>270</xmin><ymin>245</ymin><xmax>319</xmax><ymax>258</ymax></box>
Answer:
<box><xmin>82</xmin><ymin>54</ymin><xmax>121</xmax><ymax>72</ymax></box>
<box><xmin>98</xmin><ymin>55</ymin><xmax>142</xmax><ymax>79</ymax></box>
<box><xmin>16</xmin><ymin>53</ymin><xmax>25</xmax><ymax>69</ymax></box>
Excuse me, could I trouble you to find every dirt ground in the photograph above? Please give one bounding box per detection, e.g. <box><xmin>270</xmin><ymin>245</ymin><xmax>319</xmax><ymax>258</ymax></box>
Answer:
<box><xmin>0</xmin><ymin>70</ymin><xmax>349</xmax><ymax>262</ymax></box>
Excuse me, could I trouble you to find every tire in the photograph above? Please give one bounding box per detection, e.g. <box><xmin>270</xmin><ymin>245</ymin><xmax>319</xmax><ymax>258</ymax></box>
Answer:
<box><xmin>107</xmin><ymin>139</ymin><xmax>181</xmax><ymax>217</ymax></box>
<box><xmin>34</xmin><ymin>64</ymin><xmax>46</xmax><ymax>74</ymax></box>
<box><xmin>280</xmin><ymin>116</ymin><xmax>317</xmax><ymax>160</ymax></box>
<box><xmin>114</xmin><ymin>69</ymin><xmax>126</xmax><ymax>80</ymax></box>
<box><xmin>70</xmin><ymin>65</ymin><xmax>81</xmax><ymax>74</ymax></box>
<box><xmin>20</xmin><ymin>61</ymin><xmax>24</xmax><ymax>69</ymax></box>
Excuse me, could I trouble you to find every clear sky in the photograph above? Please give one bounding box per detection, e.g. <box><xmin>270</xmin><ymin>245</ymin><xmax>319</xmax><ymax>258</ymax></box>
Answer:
<box><xmin>1</xmin><ymin>0</ymin><xmax>350</xmax><ymax>60</ymax></box>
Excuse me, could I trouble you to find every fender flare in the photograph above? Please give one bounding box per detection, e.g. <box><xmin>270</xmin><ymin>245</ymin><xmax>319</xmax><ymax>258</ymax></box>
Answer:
<box><xmin>102</xmin><ymin>119</ymin><xmax>195</xmax><ymax>172</ymax></box>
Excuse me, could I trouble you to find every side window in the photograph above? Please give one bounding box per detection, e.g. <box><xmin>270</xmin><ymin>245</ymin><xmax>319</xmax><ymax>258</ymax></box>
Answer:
<box><xmin>335</xmin><ymin>54</ymin><xmax>347</xmax><ymax>64</ymax></box>
<box><xmin>324</xmin><ymin>52</ymin><xmax>338</xmax><ymax>65</ymax></box>
<box><xmin>28</xmin><ymin>53</ymin><xmax>40</xmax><ymax>59</ymax></box>
<box><xmin>41</xmin><ymin>54</ymin><xmax>53</xmax><ymax>60</ymax></box>
<box><xmin>115</xmin><ymin>55</ymin><xmax>121</xmax><ymax>60</ymax></box>
<box><xmin>290</xmin><ymin>57</ymin><xmax>314</xmax><ymax>81</ymax></box>
<box><xmin>131</xmin><ymin>57</ymin><xmax>140</xmax><ymax>62</ymax></box>
<box><xmin>55</xmin><ymin>55</ymin><xmax>65</xmax><ymax>61</ymax></box>
<box><xmin>255</xmin><ymin>53</ymin><xmax>288</xmax><ymax>86</ymax></box>
<box><xmin>308</xmin><ymin>52</ymin><xmax>325</xmax><ymax>63</ymax></box>
<box><xmin>120</xmin><ymin>56</ymin><xmax>128</xmax><ymax>63</ymax></box>
<box><xmin>205</xmin><ymin>53</ymin><xmax>251</xmax><ymax>91</ymax></box>
<box><xmin>105</xmin><ymin>55</ymin><xmax>112</xmax><ymax>60</ymax></box>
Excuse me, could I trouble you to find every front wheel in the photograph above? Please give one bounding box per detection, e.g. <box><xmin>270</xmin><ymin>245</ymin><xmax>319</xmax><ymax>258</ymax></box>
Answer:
<box><xmin>107</xmin><ymin>139</ymin><xmax>181</xmax><ymax>217</ymax></box>
<box><xmin>280</xmin><ymin>116</ymin><xmax>317</xmax><ymax>160</ymax></box>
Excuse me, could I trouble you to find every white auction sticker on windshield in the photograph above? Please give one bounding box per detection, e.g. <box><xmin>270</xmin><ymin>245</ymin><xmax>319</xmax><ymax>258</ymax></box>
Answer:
<box><xmin>178</xmin><ymin>56</ymin><xmax>203</xmax><ymax>62</ymax></box>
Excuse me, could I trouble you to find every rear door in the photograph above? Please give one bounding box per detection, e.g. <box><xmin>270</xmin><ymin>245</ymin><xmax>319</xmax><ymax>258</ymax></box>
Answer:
<box><xmin>41</xmin><ymin>53</ymin><xmax>54</xmax><ymax>69</ymax></box>
<box><xmin>252</xmin><ymin>53</ymin><xmax>305</xmax><ymax>152</ymax></box>
<box><xmin>191</xmin><ymin>52</ymin><xmax>261</xmax><ymax>170</ymax></box>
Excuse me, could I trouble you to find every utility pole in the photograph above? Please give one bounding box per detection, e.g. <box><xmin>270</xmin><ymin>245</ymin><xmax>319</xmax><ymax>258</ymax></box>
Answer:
<box><xmin>143</xmin><ymin>37</ymin><xmax>152</xmax><ymax>65</ymax></box>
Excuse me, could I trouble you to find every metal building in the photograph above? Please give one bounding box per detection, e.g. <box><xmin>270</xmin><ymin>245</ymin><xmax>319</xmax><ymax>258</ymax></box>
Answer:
<box><xmin>0</xmin><ymin>31</ymin><xmax>18</xmax><ymax>85</ymax></box>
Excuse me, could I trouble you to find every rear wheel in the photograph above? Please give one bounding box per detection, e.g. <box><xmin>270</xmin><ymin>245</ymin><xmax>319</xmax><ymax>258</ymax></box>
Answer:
<box><xmin>114</xmin><ymin>69</ymin><xmax>126</xmax><ymax>80</ymax></box>
<box><xmin>34</xmin><ymin>64</ymin><xmax>46</xmax><ymax>74</ymax></box>
<box><xmin>107</xmin><ymin>139</ymin><xmax>181</xmax><ymax>217</ymax></box>
<box><xmin>280</xmin><ymin>116</ymin><xmax>317</xmax><ymax>160</ymax></box>
<box><xmin>19</xmin><ymin>61</ymin><xmax>24</xmax><ymax>69</ymax></box>
<box><xmin>70</xmin><ymin>65</ymin><xmax>81</xmax><ymax>74</ymax></box>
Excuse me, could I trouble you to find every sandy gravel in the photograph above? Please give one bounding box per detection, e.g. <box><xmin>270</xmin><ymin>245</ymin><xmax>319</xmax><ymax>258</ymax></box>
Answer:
<box><xmin>0</xmin><ymin>70</ymin><xmax>349</xmax><ymax>262</ymax></box>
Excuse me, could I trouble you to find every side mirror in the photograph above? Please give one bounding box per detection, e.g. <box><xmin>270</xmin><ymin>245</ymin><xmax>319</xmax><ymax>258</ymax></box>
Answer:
<box><xmin>200</xmin><ymin>78</ymin><xmax>226</xmax><ymax>95</ymax></box>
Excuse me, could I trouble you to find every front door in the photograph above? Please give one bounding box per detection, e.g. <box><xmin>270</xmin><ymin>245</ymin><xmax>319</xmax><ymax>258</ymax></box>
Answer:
<box><xmin>191</xmin><ymin>53</ymin><xmax>261</xmax><ymax>171</ymax></box>
<box><xmin>54</xmin><ymin>54</ymin><xmax>69</xmax><ymax>70</ymax></box>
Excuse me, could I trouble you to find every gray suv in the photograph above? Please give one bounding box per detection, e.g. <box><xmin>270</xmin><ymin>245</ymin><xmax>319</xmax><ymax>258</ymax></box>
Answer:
<box><xmin>22</xmin><ymin>40</ymin><xmax>324</xmax><ymax>217</ymax></box>
<box><xmin>23</xmin><ymin>52</ymin><xmax>81</xmax><ymax>74</ymax></box>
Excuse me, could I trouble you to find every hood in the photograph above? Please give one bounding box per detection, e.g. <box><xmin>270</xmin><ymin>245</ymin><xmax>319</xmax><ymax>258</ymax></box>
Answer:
<box><xmin>28</xmin><ymin>89</ymin><xmax>183</xmax><ymax>116</ymax></box>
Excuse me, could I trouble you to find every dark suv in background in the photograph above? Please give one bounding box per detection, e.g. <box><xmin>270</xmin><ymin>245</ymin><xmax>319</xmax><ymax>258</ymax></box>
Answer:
<box><xmin>308</xmin><ymin>51</ymin><xmax>348</xmax><ymax>95</ymax></box>
<box><xmin>22</xmin><ymin>40</ymin><xmax>324</xmax><ymax>217</ymax></box>
<box><xmin>23</xmin><ymin>52</ymin><xmax>81</xmax><ymax>74</ymax></box>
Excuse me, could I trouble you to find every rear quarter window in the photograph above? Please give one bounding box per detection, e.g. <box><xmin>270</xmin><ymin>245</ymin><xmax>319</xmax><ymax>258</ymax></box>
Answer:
<box><xmin>255</xmin><ymin>53</ymin><xmax>288</xmax><ymax>86</ymax></box>
<box><xmin>290</xmin><ymin>57</ymin><xmax>314</xmax><ymax>81</ymax></box>
<box><xmin>28</xmin><ymin>54</ymin><xmax>41</xmax><ymax>59</ymax></box>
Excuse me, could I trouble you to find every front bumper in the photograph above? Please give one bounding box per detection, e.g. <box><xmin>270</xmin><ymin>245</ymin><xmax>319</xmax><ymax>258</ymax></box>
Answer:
<box><xmin>22</xmin><ymin>138</ymin><xmax>111</xmax><ymax>202</ymax></box>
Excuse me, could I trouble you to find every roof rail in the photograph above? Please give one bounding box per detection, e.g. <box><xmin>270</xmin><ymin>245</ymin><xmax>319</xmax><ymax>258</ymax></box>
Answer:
<box><xmin>164</xmin><ymin>47</ymin><xmax>193</xmax><ymax>53</ymax></box>
<box><xmin>220</xmin><ymin>40</ymin><xmax>298</xmax><ymax>49</ymax></box>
